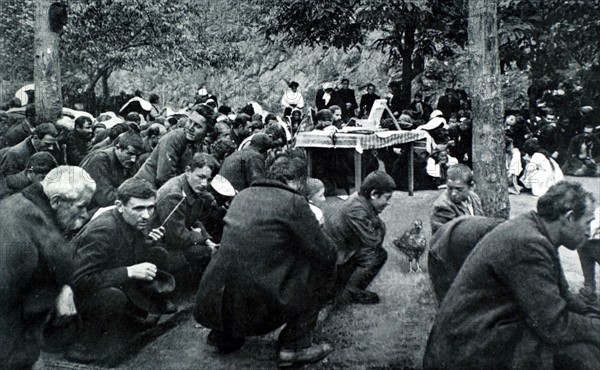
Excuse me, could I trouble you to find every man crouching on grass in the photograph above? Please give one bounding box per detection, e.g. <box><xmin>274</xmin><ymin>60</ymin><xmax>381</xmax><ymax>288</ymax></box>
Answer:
<box><xmin>423</xmin><ymin>181</ymin><xmax>600</xmax><ymax>370</ymax></box>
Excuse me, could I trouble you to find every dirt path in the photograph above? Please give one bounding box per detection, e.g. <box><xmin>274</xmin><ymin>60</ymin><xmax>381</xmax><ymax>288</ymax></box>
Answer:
<box><xmin>42</xmin><ymin>177</ymin><xmax>599</xmax><ymax>369</ymax></box>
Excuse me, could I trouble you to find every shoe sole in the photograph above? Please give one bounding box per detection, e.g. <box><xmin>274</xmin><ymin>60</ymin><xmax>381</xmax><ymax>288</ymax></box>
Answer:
<box><xmin>277</xmin><ymin>347</ymin><xmax>333</xmax><ymax>368</ymax></box>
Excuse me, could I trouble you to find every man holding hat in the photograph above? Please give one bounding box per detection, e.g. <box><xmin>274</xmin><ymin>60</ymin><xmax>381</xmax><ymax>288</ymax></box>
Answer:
<box><xmin>68</xmin><ymin>178</ymin><xmax>176</xmax><ymax>364</ymax></box>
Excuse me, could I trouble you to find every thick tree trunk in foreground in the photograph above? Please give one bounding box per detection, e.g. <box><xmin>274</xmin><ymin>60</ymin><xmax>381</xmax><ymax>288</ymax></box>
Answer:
<box><xmin>34</xmin><ymin>0</ymin><xmax>63</xmax><ymax>123</ymax></box>
<box><xmin>468</xmin><ymin>0</ymin><xmax>510</xmax><ymax>218</ymax></box>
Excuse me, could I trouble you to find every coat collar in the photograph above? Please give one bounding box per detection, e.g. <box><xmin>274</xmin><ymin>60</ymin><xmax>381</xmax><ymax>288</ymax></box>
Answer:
<box><xmin>21</xmin><ymin>182</ymin><xmax>61</xmax><ymax>231</ymax></box>
<box><xmin>251</xmin><ymin>179</ymin><xmax>302</xmax><ymax>196</ymax></box>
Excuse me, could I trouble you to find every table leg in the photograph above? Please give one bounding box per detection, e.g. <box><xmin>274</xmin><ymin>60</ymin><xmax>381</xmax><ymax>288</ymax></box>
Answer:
<box><xmin>354</xmin><ymin>150</ymin><xmax>362</xmax><ymax>191</ymax></box>
<box><xmin>306</xmin><ymin>149</ymin><xmax>313</xmax><ymax>177</ymax></box>
<box><xmin>408</xmin><ymin>142</ymin><xmax>414</xmax><ymax>196</ymax></box>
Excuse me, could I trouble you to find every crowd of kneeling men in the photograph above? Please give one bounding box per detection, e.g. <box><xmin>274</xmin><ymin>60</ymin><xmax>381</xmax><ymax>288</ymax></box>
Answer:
<box><xmin>0</xmin><ymin>101</ymin><xmax>599</xmax><ymax>369</ymax></box>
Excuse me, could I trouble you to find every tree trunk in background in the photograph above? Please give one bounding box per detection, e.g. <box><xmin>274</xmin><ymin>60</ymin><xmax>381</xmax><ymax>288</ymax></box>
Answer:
<box><xmin>34</xmin><ymin>0</ymin><xmax>62</xmax><ymax>122</ymax></box>
<box><xmin>400</xmin><ymin>26</ymin><xmax>416</xmax><ymax>108</ymax></box>
<box><xmin>468</xmin><ymin>0</ymin><xmax>509</xmax><ymax>218</ymax></box>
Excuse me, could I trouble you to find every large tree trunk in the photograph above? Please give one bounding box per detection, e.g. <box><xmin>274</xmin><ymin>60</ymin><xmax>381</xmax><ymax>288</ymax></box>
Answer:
<box><xmin>400</xmin><ymin>26</ymin><xmax>416</xmax><ymax>108</ymax></box>
<box><xmin>34</xmin><ymin>0</ymin><xmax>63</xmax><ymax>123</ymax></box>
<box><xmin>468</xmin><ymin>0</ymin><xmax>509</xmax><ymax>218</ymax></box>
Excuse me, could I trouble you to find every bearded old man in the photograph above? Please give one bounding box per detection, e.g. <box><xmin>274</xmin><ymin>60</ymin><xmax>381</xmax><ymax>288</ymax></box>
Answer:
<box><xmin>0</xmin><ymin>166</ymin><xmax>96</xmax><ymax>369</ymax></box>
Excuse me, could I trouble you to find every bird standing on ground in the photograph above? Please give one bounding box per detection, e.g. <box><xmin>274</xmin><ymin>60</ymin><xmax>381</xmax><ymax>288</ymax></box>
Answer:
<box><xmin>394</xmin><ymin>219</ymin><xmax>428</xmax><ymax>272</ymax></box>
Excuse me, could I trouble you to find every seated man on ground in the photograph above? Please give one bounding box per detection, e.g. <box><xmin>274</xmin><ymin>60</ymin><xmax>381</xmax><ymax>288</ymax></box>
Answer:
<box><xmin>562</xmin><ymin>123</ymin><xmax>600</xmax><ymax>176</ymax></box>
<box><xmin>0</xmin><ymin>123</ymin><xmax>62</xmax><ymax>181</ymax></box>
<box><xmin>136</xmin><ymin>105</ymin><xmax>214</xmax><ymax>188</ymax></box>
<box><xmin>423</xmin><ymin>181</ymin><xmax>600</xmax><ymax>370</ymax></box>
<box><xmin>425</xmin><ymin>145</ymin><xmax>458</xmax><ymax>189</ymax></box>
<box><xmin>0</xmin><ymin>166</ymin><xmax>95</xmax><ymax>369</ymax></box>
<box><xmin>195</xmin><ymin>150</ymin><xmax>337</xmax><ymax>367</ymax></box>
<box><xmin>577</xmin><ymin>207</ymin><xmax>600</xmax><ymax>307</ymax></box>
<box><xmin>325</xmin><ymin>171</ymin><xmax>395</xmax><ymax>305</ymax></box>
<box><xmin>430</xmin><ymin>164</ymin><xmax>484</xmax><ymax>235</ymax></box>
<box><xmin>65</xmin><ymin>115</ymin><xmax>95</xmax><ymax>166</ymax></box>
<box><xmin>69</xmin><ymin>178</ymin><xmax>176</xmax><ymax>364</ymax></box>
<box><xmin>428</xmin><ymin>216</ymin><xmax>504</xmax><ymax>304</ymax></box>
<box><xmin>218</xmin><ymin>133</ymin><xmax>271</xmax><ymax>192</ymax></box>
<box><xmin>0</xmin><ymin>151</ymin><xmax>58</xmax><ymax>199</ymax></box>
<box><xmin>156</xmin><ymin>153</ymin><xmax>221</xmax><ymax>289</ymax></box>
<box><xmin>81</xmin><ymin>131</ymin><xmax>144</xmax><ymax>213</ymax></box>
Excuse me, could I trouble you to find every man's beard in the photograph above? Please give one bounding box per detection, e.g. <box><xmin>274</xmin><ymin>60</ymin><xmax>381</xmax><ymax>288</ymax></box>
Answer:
<box><xmin>56</xmin><ymin>206</ymin><xmax>87</xmax><ymax>232</ymax></box>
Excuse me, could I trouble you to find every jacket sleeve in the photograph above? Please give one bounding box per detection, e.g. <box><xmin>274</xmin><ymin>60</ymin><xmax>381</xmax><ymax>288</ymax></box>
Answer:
<box><xmin>83</xmin><ymin>154</ymin><xmax>118</xmax><ymax>207</ymax></box>
<box><xmin>157</xmin><ymin>193</ymin><xmax>209</xmax><ymax>250</ymax></box>
<box><xmin>155</xmin><ymin>135</ymin><xmax>182</xmax><ymax>188</ymax></box>
<box><xmin>287</xmin><ymin>196</ymin><xmax>337</xmax><ymax>271</ymax></box>
<box><xmin>0</xmin><ymin>150</ymin><xmax>24</xmax><ymax>176</ymax></box>
<box><xmin>65</xmin><ymin>136</ymin><xmax>87</xmax><ymax>166</ymax></box>
<box><xmin>245</xmin><ymin>156</ymin><xmax>265</xmax><ymax>187</ymax></box>
<box><xmin>344</xmin><ymin>203</ymin><xmax>386</xmax><ymax>248</ymax></box>
<box><xmin>430</xmin><ymin>201</ymin><xmax>458</xmax><ymax>235</ymax></box>
<box><xmin>72</xmin><ymin>225</ymin><xmax>129</xmax><ymax>294</ymax></box>
<box><xmin>502</xmin><ymin>245</ymin><xmax>600</xmax><ymax>347</ymax></box>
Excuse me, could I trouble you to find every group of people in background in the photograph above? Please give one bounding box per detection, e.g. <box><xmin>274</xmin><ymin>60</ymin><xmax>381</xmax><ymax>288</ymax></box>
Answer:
<box><xmin>0</xmin><ymin>77</ymin><xmax>598</xmax><ymax>369</ymax></box>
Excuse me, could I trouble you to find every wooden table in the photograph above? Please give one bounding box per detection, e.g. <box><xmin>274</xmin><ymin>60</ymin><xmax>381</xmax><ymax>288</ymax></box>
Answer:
<box><xmin>294</xmin><ymin>129</ymin><xmax>427</xmax><ymax>195</ymax></box>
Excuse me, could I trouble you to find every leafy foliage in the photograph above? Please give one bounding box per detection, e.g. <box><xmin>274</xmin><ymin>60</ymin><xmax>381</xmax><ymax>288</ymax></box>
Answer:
<box><xmin>0</xmin><ymin>1</ymin><xmax>34</xmax><ymax>82</ymax></box>
<box><xmin>498</xmin><ymin>0</ymin><xmax>600</xmax><ymax>80</ymax></box>
<box><xmin>0</xmin><ymin>0</ymin><xmax>244</xmax><ymax>101</ymax></box>
<box><xmin>258</xmin><ymin>0</ymin><xmax>466</xmax><ymax>105</ymax></box>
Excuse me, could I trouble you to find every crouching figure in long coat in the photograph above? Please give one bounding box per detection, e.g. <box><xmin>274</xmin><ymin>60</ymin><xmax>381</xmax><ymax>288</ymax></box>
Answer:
<box><xmin>194</xmin><ymin>151</ymin><xmax>337</xmax><ymax>368</ymax></box>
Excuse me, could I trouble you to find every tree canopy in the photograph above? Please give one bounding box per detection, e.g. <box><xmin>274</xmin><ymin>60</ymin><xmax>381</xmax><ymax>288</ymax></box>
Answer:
<box><xmin>0</xmin><ymin>0</ymin><xmax>244</xmax><ymax>110</ymax></box>
<box><xmin>259</xmin><ymin>0</ymin><xmax>467</xmax><ymax>106</ymax></box>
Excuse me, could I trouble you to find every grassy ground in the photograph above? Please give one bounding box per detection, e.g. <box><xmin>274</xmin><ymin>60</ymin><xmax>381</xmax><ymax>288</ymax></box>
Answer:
<box><xmin>42</xmin><ymin>176</ymin><xmax>599</xmax><ymax>369</ymax></box>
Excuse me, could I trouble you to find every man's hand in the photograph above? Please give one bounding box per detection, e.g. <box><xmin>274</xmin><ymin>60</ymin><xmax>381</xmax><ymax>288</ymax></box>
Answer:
<box><xmin>148</xmin><ymin>226</ymin><xmax>165</xmax><ymax>242</ymax></box>
<box><xmin>55</xmin><ymin>285</ymin><xmax>77</xmax><ymax>317</ymax></box>
<box><xmin>127</xmin><ymin>262</ymin><xmax>157</xmax><ymax>281</ymax></box>
<box><xmin>206</xmin><ymin>239</ymin><xmax>220</xmax><ymax>255</ymax></box>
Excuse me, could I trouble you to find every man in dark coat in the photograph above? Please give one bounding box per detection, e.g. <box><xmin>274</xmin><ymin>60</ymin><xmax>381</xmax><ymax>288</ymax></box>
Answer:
<box><xmin>430</xmin><ymin>164</ymin><xmax>484</xmax><ymax>234</ymax></box>
<box><xmin>65</xmin><ymin>115</ymin><xmax>94</xmax><ymax>165</ymax></box>
<box><xmin>195</xmin><ymin>151</ymin><xmax>337</xmax><ymax>367</ymax></box>
<box><xmin>562</xmin><ymin>124</ymin><xmax>600</xmax><ymax>176</ymax></box>
<box><xmin>427</xmin><ymin>216</ymin><xmax>503</xmax><ymax>303</ymax></box>
<box><xmin>325</xmin><ymin>171</ymin><xmax>395</xmax><ymax>305</ymax></box>
<box><xmin>0</xmin><ymin>123</ymin><xmax>62</xmax><ymax>182</ymax></box>
<box><xmin>81</xmin><ymin>131</ymin><xmax>144</xmax><ymax>213</ymax></box>
<box><xmin>136</xmin><ymin>105</ymin><xmax>214</xmax><ymax>188</ymax></box>
<box><xmin>156</xmin><ymin>153</ymin><xmax>220</xmax><ymax>287</ymax></box>
<box><xmin>68</xmin><ymin>178</ymin><xmax>174</xmax><ymax>364</ymax></box>
<box><xmin>358</xmin><ymin>83</ymin><xmax>380</xmax><ymax>118</ymax></box>
<box><xmin>337</xmin><ymin>78</ymin><xmax>357</xmax><ymax>121</ymax></box>
<box><xmin>0</xmin><ymin>166</ymin><xmax>95</xmax><ymax>369</ymax></box>
<box><xmin>218</xmin><ymin>132</ymin><xmax>271</xmax><ymax>192</ymax></box>
<box><xmin>0</xmin><ymin>151</ymin><xmax>58</xmax><ymax>199</ymax></box>
<box><xmin>423</xmin><ymin>181</ymin><xmax>600</xmax><ymax>370</ymax></box>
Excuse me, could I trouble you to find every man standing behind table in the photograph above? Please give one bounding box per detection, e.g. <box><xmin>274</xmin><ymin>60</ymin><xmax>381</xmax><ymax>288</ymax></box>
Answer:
<box><xmin>195</xmin><ymin>151</ymin><xmax>337</xmax><ymax>368</ymax></box>
<box><xmin>0</xmin><ymin>166</ymin><xmax>96</xmax><ymax>369</ymax></box>
<box><xmin>135</xmin><ymin>104</ymin><xmax>214</xmax><ymax>188</ymax></box>
<box><xmin>430</xmin><ymin>164</ymin><xmax>484</xmax><ymax>235</ymax></box>
<box><xmin>358</xmin><ymin>83</ymin><xmax>380</xmax><ymax>118</ymax></box>
<box><xmin>337</xmin><ymin>78</ymin><xmax>357</xmax><ymax>121</ymax></box>
<box><xmin>423</xmin><ymin>181</ymin><xmax>600</xmax><ymax>370</ymax></box>
<box><xmin>68</xmin><ymin>178</ymin><xmax>175</xmax><ymax>364</ymax></box>
<box><xmin>325</xmin><ymin>171</ymin><xmax>395</xmax><ymax>305</ymax></box>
